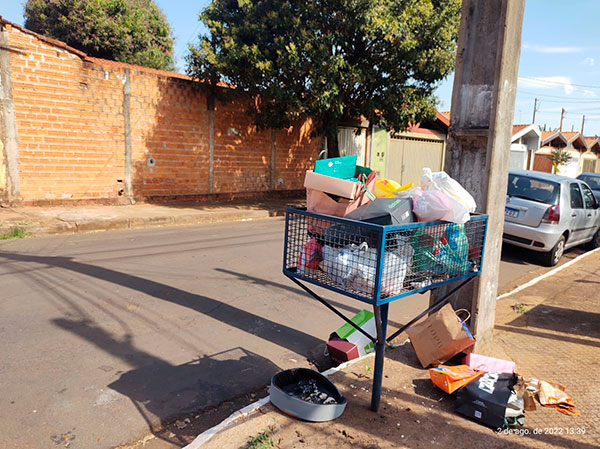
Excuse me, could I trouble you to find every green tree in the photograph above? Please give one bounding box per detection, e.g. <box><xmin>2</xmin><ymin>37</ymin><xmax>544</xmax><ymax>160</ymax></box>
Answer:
<box><xmin>548</xmin><ymin>147</ymin><xmax>573</xmax><ymax>174</ymax></box>
<box><xmin>24</xmin><ymin>0</ymin><xmax>174</xmax><ymax>70</ymax></box>
<box><xmin>187</xmin><ymin>0</ymin><xmax>461</xmax><ymax>155</ymax></box>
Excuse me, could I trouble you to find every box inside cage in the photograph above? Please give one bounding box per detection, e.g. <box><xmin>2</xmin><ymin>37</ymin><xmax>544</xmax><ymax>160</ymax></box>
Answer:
<box><xmin>284</xmin><ymin>208</ymin><xmax>487</xmax><ymax>304</ymax></box>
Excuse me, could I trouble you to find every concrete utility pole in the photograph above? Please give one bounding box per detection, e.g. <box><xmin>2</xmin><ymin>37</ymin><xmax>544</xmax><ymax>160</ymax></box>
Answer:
<box><xmin>560</xmin><ymin>108</ymin><xmax>565</xmax><ymax>131</ymax></box>
<box><xmin>432</xmin><ymin>0</ymin><xmax>525</xmax><ymax>352</ymax></box>
<box><xmin>581</xmin><ymin>115</ymin><xmax>585</xmax><ymax>135</ymax></box>
<box><xmin>532</xmin><ymin>98</ymin><xmax>538</xmax><ymax>124</ymax></box>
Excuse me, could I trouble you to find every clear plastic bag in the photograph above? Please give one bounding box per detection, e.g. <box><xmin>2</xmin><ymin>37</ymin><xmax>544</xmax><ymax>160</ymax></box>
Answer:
<box><xmin>320</xmin><ymin>242</ymin><xmax>412</xmax><ymax>296</ymax></box>
<box><xmin>421</xmin><ymin>168</ymin><xmax>477</xmax><ymax>213</ymax></box>
<box><xmin>403</xmin><ymin>187</ymin><xmax>470</xmax><ymax>224</ymax></box>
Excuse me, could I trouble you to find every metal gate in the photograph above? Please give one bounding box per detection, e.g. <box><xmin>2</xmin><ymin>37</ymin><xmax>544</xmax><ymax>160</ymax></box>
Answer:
<box><xmin>338</xmin><ymin>127</ymin><xmax>367</xmax><ymax>166</ymax></box>
<box><xmin>582</xmin><ymin>156</ymin><xmax>596</xmax><ymax>174</ymax></box>
<box><xmin>387</xmin><ymin>135</ymin><xmax>445</xmax><ymax>186</ymax></box>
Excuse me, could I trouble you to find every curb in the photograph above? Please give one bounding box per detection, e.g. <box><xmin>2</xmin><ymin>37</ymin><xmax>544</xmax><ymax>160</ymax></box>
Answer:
<box><xmin>0</xmin><ymin>208</ymin><xmax>288</xmax><ymax>237</ymax></box>
<box><xmin>183</xmin><ymin>340</ymin><xmax>410</xmax><ymax>449</ymax></box>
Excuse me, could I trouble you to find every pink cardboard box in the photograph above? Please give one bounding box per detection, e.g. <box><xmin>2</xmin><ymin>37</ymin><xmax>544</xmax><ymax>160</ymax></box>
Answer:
<box><xmin>463</xmin><ymin>353</ymin><xmax>515</xmax><ymax>373</ymax></box>
<box><xmin>304</xmin><ymin>170</ymin><xmax>362</xmax><ymax>199</ymax></box>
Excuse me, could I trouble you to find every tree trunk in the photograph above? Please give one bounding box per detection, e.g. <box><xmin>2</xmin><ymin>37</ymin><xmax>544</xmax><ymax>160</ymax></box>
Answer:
<box><xmin>326</xmin><ymin>129</ymin><xmax>340</xmax><ymax>158</ymax></box>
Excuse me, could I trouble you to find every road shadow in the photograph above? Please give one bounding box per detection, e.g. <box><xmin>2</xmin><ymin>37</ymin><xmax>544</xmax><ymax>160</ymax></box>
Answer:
<box><xmin>0</xmin><ymin>251</ymin><xmax>321</xmax><ymax>358</ymax></box>
<box><xmin>501</xmin><ymin>242</ymin><xmax>587</xmax><ymax>267</ymax></box>
<box><xmin>505</xmin><ymin>304</ymin><xmax>600</xmax><ymax>339</ymax></box>
<box><xmin>214</xmin><ymin>267</ymin><xmax>408</xmax><ymax>332</ymax></box>
<box><xmin>52</xmin><ymin>317</ymin><xmax>279</xmax><ymax>447</ymax></box>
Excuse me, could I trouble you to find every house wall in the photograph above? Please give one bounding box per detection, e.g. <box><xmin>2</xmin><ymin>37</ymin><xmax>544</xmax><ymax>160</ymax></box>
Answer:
<box><xmin>509</xmin><ymin>143</ymin><xmax>527</xmax><ymax>170</ymax></box>
<box><xmin>1</xmin><ymin>23</ymin><xmax>319</xmax><ymax>204</ymax></box>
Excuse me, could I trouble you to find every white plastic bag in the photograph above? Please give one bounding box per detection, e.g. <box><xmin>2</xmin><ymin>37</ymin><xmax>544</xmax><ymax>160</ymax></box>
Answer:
<box><xmin>403</xmin><ymin>187</ymin><xmax>470</xmax><ymax>224</ymax></box>
<box><xmin>320</xmin><ymin>243</ymin><xmax>412</xmax><ymax>296</ymax></box>
<box><xmin>421</xmin><ymin>168</ymin><xmax>477</xmax><ymax>213</ymax></box>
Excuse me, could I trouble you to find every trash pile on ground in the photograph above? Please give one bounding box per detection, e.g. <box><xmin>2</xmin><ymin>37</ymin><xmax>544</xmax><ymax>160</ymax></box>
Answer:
<box><xmin>287</xmin><ymin>156</ymin><xmax>580</xmax><ymax>431</ymax></box>
<box><xmin>285</xmin><ymin>379</ymin><xmax>338</xmax><ymax>405</ymax></box>
<box><xmin>402</xmin><ymin>300</ymin><xmax>578</xmax><ymax>430</ymax></box>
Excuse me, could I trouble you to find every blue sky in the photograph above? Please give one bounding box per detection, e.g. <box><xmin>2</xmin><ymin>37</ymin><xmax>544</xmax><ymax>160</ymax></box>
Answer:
<box><xmin>3</xmin><ymin>0</ymin><xmax>600</xmax><ymax>136</ymax></box>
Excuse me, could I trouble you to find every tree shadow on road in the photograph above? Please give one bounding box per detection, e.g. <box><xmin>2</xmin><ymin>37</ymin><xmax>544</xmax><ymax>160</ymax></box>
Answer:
<box><xmin>53</xmin><ymin>316</ymin><xmax>280</xmax><ymax>447</ymax></box>
<box><xmin>0</xmin><ymin>252</ymin><xmax>322</xmax><ymax>357</ymax></box>
<box><xmin>0</xmin><ymin>251</ymin><xmax>324</xmax><ymax>445</ymax></box>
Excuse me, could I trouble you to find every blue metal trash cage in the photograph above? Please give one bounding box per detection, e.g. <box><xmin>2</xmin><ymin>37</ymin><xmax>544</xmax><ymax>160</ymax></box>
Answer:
<box><xmin>284</xmin><ymin>207</ymin><xmax>487</xmax><ymax>305</ymax></box>
<box><xmin>282</xmin><ymin>207</ymin><xmax>488</xmax><ymax>412</ymax></box>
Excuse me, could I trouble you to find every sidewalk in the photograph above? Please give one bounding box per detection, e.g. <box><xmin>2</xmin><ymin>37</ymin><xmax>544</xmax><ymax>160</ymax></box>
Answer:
<box><xmin>181</xmin><ymin>250</ymin><xmax>600</xmax><ymax>449</ymax></box>
<box><xmin>0</xmin><ymin>197</ymin><xmax>305</xmax><ymax>236</ymax></box>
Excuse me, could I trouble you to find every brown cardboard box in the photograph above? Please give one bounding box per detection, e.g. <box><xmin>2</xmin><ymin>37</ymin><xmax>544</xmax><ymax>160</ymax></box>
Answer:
<box><xmin>304</xmin><ymin>170</ymin><xmax>362</xmax><ymax>199</ymax></box>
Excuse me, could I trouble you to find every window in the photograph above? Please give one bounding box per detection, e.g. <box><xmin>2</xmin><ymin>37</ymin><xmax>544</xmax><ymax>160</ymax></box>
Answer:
<box><xmin>581</xmin><ymin>183</ymin><xmax>597</xmax><ymax>209</ymax></box>
<box><xmin>570</xmin><ymin>183</ymin><xmax>584</xmax><ymax>209</ymax></box>
<box><xmin>507</xmin><ymin>174</ymin><xmax>559</xmax><ymax>204</ymax></box>
<box><xmin>578</xmin><ymin>175</ymin><xmax>600</xmax><ymax>190</ymax></box>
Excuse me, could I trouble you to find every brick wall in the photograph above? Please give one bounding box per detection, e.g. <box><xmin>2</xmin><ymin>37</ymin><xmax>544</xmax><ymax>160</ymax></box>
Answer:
<box><xmin>0</xmin><ymin>22</ymin><xmax>319</xmax><ymax>204</ymax></box>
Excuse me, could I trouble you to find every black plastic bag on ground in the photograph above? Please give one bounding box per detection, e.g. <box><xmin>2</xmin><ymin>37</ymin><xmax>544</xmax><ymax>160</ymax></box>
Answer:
<box><xmin>455</xmin><ymin>372</ymin><xmax>518</xmax><ymax>430</ymax></box>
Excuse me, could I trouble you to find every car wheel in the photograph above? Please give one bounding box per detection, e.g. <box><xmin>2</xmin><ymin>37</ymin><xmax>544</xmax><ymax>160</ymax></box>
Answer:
<box><xmin>543</xmin><ymin>235</ymin><xmax>565</xmax><ymax>267</ymax></box>
<box><xmin>586</xmin><ymin>229</ymin><xmax>600</xmax><ymax>250</ymax></box>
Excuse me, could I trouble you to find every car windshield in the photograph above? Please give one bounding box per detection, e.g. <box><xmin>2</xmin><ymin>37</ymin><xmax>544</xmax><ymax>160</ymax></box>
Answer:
<box><xmin>507</xmin><ymin>174</ymin><xmax>560</xmax><ymax>204</ymax></box>
<box><xmin>578</xmin><ymin>175</ymin><xmax>600</xmax><ymax>190</ymax></box>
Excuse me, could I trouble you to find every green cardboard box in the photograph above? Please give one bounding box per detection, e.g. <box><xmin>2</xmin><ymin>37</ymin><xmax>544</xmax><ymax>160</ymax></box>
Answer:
<box><xmin>314</xmin><ymin>155</ymin><xmax>358</xmax><ymax>180</ymax></box>
<box><xmin>335</xmin><ymin>309</ymin><xmax>376</xmax><ymax>356</ymax></box>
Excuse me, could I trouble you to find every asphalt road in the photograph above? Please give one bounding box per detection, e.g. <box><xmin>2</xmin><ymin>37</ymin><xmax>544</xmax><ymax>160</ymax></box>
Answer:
<box><xmin>0</xmin><ymin>218</ymin><xmax>568</xmax><ymax>449</ymax></box>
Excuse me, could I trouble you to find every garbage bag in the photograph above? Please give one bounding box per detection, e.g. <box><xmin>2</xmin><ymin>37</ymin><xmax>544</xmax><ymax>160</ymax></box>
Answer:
<box><xmin>403</xmin><ymin>187</ymin><xmax>470</xmax><ymax>224</ymax></box>
<box><xmin>421</xmin><ymin>168</ymin><xmax>477</xmax><ymax>213</ymax></box>
<box><xmin>297</xmin><ymin>238</ymin><xmax>323</xmax><ymax>273</ymax></box>
<box><xmin>320</xmin><ymin>242</ymin><xmax>412</xmax><ymax>296</ymax></box>
<box><xmin>374</xmin><ymin>178</ymin><xmax>413</xmax><ymax>198</ymax></box>
<box><xmin>410</xmin><ymin>223</ymin><xmax>470</xmax><ymax>276</ymax></box>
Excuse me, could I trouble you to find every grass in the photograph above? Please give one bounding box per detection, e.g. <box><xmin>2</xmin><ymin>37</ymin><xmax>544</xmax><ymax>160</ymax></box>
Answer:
<box><xmin>0</xmin><ymin>226</ymin><xmax>30</xmax><ymax>240</ymax></box>
<box><xmin>240</xmin><ymin>427</ymin><xmax>276</xmax><ymax>449</ymax></box>
<box><xmin>512</xmin><ymin>303</ymin><xmax>530</xmax><ymax>315</ymax></box>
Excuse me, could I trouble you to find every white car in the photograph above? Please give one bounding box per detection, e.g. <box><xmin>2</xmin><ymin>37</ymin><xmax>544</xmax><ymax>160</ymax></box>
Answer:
<box><xmin>503</xmin><ymin>170</ymin><xmax>600</xmax><ymax>266</ymax></box>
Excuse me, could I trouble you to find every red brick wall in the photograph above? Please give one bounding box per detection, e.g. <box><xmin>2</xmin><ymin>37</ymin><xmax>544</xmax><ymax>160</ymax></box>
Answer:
<box><xmin>8</xmin><ymin>28</ymin><xmax>126</xmax><ymax>201</ymax></box>
<box><xmin>3</xmin><ymin>24</ymin><xmax>319</xmax><ymax>203</ymax></box>
<box><xmin>129</xmin><ymin>70</ymin><xmax>211</xmax><ymax>197</ymax></box>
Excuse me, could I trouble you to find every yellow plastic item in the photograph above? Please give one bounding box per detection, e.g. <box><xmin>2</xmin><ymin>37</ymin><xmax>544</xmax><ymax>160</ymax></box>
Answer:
<box><xmin>374</xmin><ymin>179</ymin><xmax>414</xmax><ymax>198</ymax></box>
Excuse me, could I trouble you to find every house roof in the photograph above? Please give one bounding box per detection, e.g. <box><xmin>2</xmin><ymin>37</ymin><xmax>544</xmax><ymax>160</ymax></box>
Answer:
<box><xmin>512</xmin><ymin>124</ymin><xmax>529</xmax><ymax>135</ymax></box>
<box><xmin>562</xmin><ymin>131</ymin><xmax>587</xmax><ymax>150</ymax></box>
<box><xmin>561</xmin><ymin>131</ymin><xmax>579</xmax><ymax>142</ymax></box>
<box><xmin>541</xmin><ymin>130</ymin><xmax>560</xmax><ymax>141</ymax></box>
<box><xmin>439</xmin><ymin>111</ymin><xmax>451</xmax><ymax>121</ymax></box>
<box><xmin>436</xmin><ymin>111</ymin><xmax>449</xmax><ymax>127</ymax></box>
<box><xmin>585</xmin><ymin>136</ymin><xmax>600</xmax><ymax>151</ymax></box>
<box><xmin>511</xmin><ymin>124</ymin><xmax>541</xmax><ymax>144</ymax></box>
<box><xmin>541</xmin><ymin>130</ymin><xmax>568</xmax><ymax>147</ymax></box>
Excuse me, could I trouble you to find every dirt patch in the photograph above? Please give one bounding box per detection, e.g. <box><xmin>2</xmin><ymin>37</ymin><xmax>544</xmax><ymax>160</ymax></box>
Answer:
<box><xmin>199</xmin><ymin>344</ymin><xmax>585</xmax><ymax>449</ymax></box>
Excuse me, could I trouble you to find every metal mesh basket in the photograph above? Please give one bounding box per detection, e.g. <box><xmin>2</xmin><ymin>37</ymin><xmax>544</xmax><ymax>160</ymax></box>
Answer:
<box><xmin>284</xmin><ymin>207</ymin><xmax>487</xmax><ymax>305</ymax></box>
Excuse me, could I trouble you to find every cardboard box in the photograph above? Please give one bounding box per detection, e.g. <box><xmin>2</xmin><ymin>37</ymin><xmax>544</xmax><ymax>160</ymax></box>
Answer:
<box><xmin>304</xmin><ymin>170</ymin><xmax>362</xmax><ymax>199</ymax></box>
<box><xmin>326</xmin><ymin>338</ymin><xmax>360</xmax><ymax>366</ymax></box>
<box><xmin>463</xmin><ymin>353</ymin><xmax>515</xmax><ymax>373</ymax></box>
<box><xmin>314</xmin><ymin>155</ymin><xmax>358</xmax><ymax>179</ymax></box>
<box><xmin>334</xmin><ymin>309</ymin><xmax>376</xmax><ymax>357</ymax></box>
